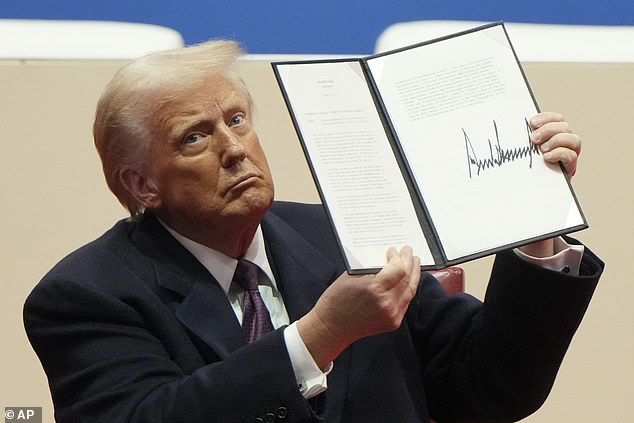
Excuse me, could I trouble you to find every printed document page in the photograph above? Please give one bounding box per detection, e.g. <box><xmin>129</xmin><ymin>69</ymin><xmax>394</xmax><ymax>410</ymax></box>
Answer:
<box><xmin>366</xmin><ymin>24</ymin><xmax>585</xmax><ymax>260</ymax></box>
<box><xmin>275</xmin><ymin>61</ymin><xmax>433</xmax><ymax>271</ymax></box>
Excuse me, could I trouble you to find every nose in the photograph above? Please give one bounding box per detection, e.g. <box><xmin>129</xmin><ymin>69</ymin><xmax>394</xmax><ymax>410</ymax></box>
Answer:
<box><xmin>218</xmin><ymin>125</ymin><xmax>247</xmax><ymax>168</ymax></box>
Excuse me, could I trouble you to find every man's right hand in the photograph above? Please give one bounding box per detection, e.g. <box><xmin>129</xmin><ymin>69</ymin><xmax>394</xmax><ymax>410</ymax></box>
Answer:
<box><xmin>296</xmin><ymin>246</ymin><xmax>421</xmax><ymax>370</ymax></box>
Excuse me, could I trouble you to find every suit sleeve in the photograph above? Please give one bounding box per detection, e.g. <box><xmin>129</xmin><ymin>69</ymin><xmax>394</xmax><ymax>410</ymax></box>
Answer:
<box><xmin>412</xmin><ymin>242</ymin><xmax>603</xmax><ymax>422</ymax></box>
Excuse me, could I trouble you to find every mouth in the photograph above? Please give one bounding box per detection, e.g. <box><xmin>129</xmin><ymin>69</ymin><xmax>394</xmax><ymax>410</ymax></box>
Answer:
<box><xmin>224</xmin><ymin>172</ymin><xmax>262</xmax><ymax>196</ymax></box>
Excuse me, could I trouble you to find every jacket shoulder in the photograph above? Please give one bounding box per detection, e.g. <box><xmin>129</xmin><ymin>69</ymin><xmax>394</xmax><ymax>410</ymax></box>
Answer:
<box><xmin>266</xmin><ymin>201</ymin><xmax>343</xmax><ymax>267</ymax></box>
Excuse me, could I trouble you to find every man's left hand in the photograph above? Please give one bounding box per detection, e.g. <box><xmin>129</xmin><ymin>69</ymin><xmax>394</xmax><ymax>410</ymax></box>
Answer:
<box><xmin>529</xmin><ymin>111</ymin><xmax>581</xmax><ymax>178</ymax></box>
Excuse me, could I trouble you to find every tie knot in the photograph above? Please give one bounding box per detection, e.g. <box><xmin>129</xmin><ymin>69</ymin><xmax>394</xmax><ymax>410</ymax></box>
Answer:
<box><xmin>233</xmin><ymin>259</ymin><xmax>260</xmax><ymax>291</ymax></box>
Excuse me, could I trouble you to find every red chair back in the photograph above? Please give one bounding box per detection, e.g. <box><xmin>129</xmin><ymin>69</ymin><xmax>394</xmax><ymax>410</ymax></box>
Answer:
<box><xmin>426</xmin><ymin>267</ymin><xmax>464</xmax><ymax>295</ymax></box>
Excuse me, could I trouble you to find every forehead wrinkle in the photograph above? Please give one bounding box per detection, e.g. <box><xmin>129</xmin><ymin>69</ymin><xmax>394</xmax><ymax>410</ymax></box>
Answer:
<box><xmin>157</xmin><ymin>108</ymin><xmax>207</xmax><ymax>142</ymax></box>
<box><xmin>213</xmin><ymin>88</ymin><xmax>250</xmax><ymax>114</ymax></box>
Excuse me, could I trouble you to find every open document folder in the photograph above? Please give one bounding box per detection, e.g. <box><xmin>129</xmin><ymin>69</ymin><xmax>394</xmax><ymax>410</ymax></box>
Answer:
<box><xmin>272</xmin><ymin>22</ymin><xmax>587</xmax><ymax>274</ymax></box>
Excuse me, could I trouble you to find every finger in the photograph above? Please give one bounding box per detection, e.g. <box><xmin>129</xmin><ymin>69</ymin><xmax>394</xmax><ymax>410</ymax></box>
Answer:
<box><xmin>542</xmin><ymin>147</ymin><xmax>578</xmax><ymax>178</ymax></box>
<box><xmin>395</xmin><ymin>246</ymin><xmax>421</xmax><ymax>301</ymax></box>
<box><xmin>386</xmin><ymin>246</ymin><xmax>399</xmax><ymax>262</ymax></box>
<box><xmin>406</xmin><ymin>255</ymin><xmax>421</xmax><ymax>300</ymax></box>
<box><xmin>379</xmin><ymin>245</ymin><xmax>414</xmax><ymax>290</ymax></box>
<box><xmin>529</xmin><ymin>111</ymin><xmax>565</xmax><ymax>131</ymax></box>
<box><xmin>383</xmin><ymin>245</ymin><xmax>413</xmax><ymax>272</ymax></box>
<box><xmin>538</xmin><ymin>128</ymin><xmax>581</xmax><ymax>151</ymax></box>
<box><xmin>530</xmin><ymin>121</ymin><xmax>573</xmax><ymax>146</ymax></box>
<box><xmin>398</xmin><ymin>245</ymin><xmax>414</xmax><ymax>268</ymax></box>
<box><xmin>538</xmin><ymin>130</ymin><xmax>581</xmax><ymax>179</ymax></box>
<box><xmin>376</xmin><ymin>247</ymin><xmax>406</xmax><ymax>288</ymax></box>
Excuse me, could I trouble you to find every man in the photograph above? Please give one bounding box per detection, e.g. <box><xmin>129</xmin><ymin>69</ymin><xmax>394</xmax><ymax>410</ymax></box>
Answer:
<box><xmin>24</xmin><ymin>40</ymin><xmax>603</xmax><ymax>423</ymax></box>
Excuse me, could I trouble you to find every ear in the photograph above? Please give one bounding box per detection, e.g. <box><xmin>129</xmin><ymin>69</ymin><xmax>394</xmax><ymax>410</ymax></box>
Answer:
<box><xmin>118</xmin><ymin>167</ymin><xmax>162</xmax><ymax>210</ymax></box>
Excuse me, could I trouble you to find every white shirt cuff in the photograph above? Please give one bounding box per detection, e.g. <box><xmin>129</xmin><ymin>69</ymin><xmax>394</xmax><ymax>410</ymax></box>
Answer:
<box><xmin>283</xmin><ymin>322</ymin><xmax>332</xmax><ymax>399</ymax></box>
<box><xmin>514</xmin><ymin>237</ymin><xmax>584</xmax><ymax>276</ymax></box>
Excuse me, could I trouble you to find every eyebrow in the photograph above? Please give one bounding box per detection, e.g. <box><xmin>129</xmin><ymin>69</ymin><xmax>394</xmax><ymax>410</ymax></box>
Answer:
<box><xmin>160</xmin><ymin>88</ymin><xmax>251</xmax><ymax>138</ymax></box>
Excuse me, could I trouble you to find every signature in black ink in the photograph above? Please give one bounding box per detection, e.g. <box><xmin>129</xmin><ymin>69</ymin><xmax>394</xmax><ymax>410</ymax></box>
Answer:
<box><xmin>464</xmin><ymin>119</ymin><xmax>539</xmax><ymax>178</ymax></box>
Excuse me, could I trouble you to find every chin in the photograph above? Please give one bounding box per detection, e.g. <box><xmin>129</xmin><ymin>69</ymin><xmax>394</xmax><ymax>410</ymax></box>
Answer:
<box><xmin>233</xmin><ymin>189</ymin><xmax>274</xmax><ymax>218</ymax></box>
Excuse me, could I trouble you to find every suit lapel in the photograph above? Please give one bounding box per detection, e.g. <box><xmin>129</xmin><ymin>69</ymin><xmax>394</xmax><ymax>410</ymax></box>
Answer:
<box><xmin>261</xmin><ymin>211</ymin><xmax>339</xmax><ymax>321</ymax></box>
<box><xmin>262</xmin><ymin>208</ymin><xmax>352</xmax><ymax>421</ymax></box>
<box><xmin>173</xmin><ymin>276</ymin><xmax>245</xmax><ymax>358</ymax></box>
<box><xmin>131</xmin><ymin>214</ymin><xmax>245</xmax><ymax>359</ymax></box>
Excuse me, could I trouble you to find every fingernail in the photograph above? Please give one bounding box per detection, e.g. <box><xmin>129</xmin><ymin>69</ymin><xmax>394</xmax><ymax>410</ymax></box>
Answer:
<box><xmin>530</xmin><ymin>116</ymin><xmax>541</xmax><ymax>127</ymax></box>
<box><xmin>530</xmin><ymin>133</ymin><xmax>538</xmax><ymax>144</ymax></box>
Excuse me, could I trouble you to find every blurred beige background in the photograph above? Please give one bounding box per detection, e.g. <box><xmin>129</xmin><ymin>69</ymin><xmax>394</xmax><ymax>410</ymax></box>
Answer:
<box><xmin>1</xmin><ymin>58</ymin><xmax>632</xmax><ymax>422</ymax></box>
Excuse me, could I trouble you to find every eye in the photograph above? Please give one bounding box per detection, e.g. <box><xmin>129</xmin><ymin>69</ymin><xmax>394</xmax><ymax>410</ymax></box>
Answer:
<box><xmin>183</xmin><ymin>132</ymin><xmax>208</xmax><ymax>144</ymax></box>
<box><xmin>229</xmin><ymin>114</ymin><xmax>246</xmax><ymax>127</ymax></box>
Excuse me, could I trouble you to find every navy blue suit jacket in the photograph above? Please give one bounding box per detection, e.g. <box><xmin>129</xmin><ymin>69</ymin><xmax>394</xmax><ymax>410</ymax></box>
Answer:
<box><xmin>24</xmin><ymin>201</ymin><xmax>603</xmax><ymax>423</ymax></box>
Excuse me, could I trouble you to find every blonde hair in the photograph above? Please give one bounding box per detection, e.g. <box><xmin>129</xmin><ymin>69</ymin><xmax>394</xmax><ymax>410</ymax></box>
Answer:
<box><xmin>93</xmin><ymin>40</ymin><xmax>252</xmax><ymax>215</ymax></box>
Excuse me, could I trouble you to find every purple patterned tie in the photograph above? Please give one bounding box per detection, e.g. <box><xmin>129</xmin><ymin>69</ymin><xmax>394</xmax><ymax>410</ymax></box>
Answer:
<box><xmin>232</xmin><ymin>259</ymin><xmax>274</xmax><ymax>343</ymax></box>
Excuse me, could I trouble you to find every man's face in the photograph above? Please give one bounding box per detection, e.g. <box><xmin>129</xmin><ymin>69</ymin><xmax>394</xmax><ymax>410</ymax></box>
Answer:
<box><xmin>140</xmin><ymin>76</ymin><xmax>274</xmax><ymax>242</ymax></box>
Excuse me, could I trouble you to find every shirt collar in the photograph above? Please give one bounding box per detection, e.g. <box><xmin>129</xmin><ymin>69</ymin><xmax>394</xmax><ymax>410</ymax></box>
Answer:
<box><xmin>158</xmin><ymin>220</ymin><xmax>276</xmax><ymax>295</ymax></box>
